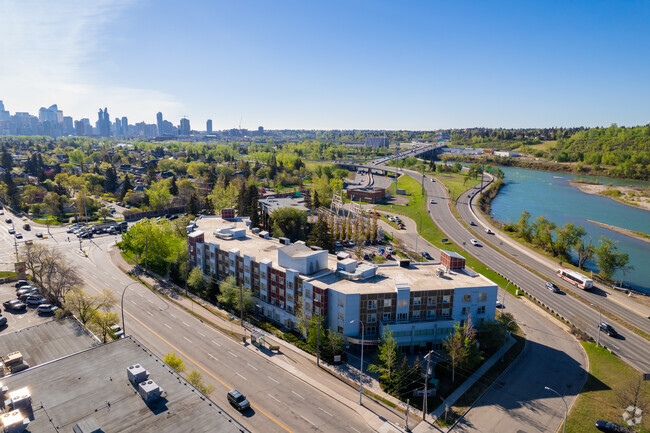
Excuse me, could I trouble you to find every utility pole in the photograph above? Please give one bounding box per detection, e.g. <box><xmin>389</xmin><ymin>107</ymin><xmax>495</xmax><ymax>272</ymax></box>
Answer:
<box><xmin>134</xmin><ymin>242</ymin><xmax>138</xmax><ymax>276</ymax></box>
<box><xmin>316</xmin><ymin>317</ymin><xmax>321</xmax><ymax>366</ymax></box>
<box><xmin>12</xmin><ymin>222</ymin><xmax>18</xmax><ymax>261</ymax></box>
<box><xmin>405</xmin><ymin>399</ymin><xmax>410</xmax><ymax>432</ymax></box>
<box><xmin>239</xmin><ymin>283</ymin><xmax>245</xmax><ymax>336</ymax></box>
<box><xmin>423</xmin><ymin>350</ymin><xmax>433</xmax><ymax>422</ymax></box>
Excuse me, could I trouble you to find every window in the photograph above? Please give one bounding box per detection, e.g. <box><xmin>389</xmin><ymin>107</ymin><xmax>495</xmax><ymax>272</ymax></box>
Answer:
<box><xmin>441</xmin><ymin>308</ymin><xmax>450</xmax><ymax>317</ymax></box>
<box><xmin>478</xmin><ymin>292</ymin><xmax>487</xmax><ymax>302</ymax></box>
<box><xmin>428</xmin><ymin>297</ymin><xmax>437</xmax><ymax>306</ymax></box>
<box><xmin>305</xmin><ymin>289</ymin><xmax>312</xmax><ymax>299</ymax></box>
<box><xmin>315</xmin><ymin>294</ymin><xmax>321</xmax><ymax>302</ymax></box>
<box><xmin>412</xmin><ymin>310</ymin><xmax>421</xmax><ymax>319</ymax></box>
<box><xmin>244</xmin><ymin>276</ymin><xmax>250</xmax><ymax>284</ymax></box>
<box><xmin>367</xmin><ymin>300</ymin><xmax>377</xmax><ymax>310</ymax></box>
<box><xmin>338</xmin><ymin>326</ymin><xmax>344</xmax><ymax>334</ymax></box>
<box><xmin>245</xmin><ymin>265</ymin><xmax>250</xmax><ymax>273</ymax></box>
<box><xmin>477</xmin><ymin>306</ymin><xmax>486</xmax><ymax>314</ymax></box>
<box><xmin>279</xmin><ymin>277</ymin><xmax>284</xmax><ymax>285</ymax></box>
<box><xmin>461</xmin><ymin>307</ymin><xmax>468</xmax><ymax>315</ymax></box>
<box><xmin>338</xmin><ymin>298</ymin><xmax>345</xmax><ymax>308</ymax></box>
<box><xmin>287</xmin><ymin>281</ymin><xmax>294</xmax><ymax>290</ymax></box>
<box><xmin>261</xmin><ymin>294</ymin><xmax>267</xmax><ymax>302</ymax></box>
<box><xmin>413</xmin><ymin>297</ymin><xmax>421</xmax><ymax>306</ymax></box>
<box><xmin>287</xmin><ymin>294</ymin><xmax>294</xmax><ymax>303</ymax></box>
<box><xmin>367</xmin><ymin>326</ymin><xmax>377</xmax><ymax>335</ymax></box>
<box><xmin>397</xmin><ymin>312</ymin><xmax>408</xmax><ymax>321</ymax></box>
<box><xmin>463</xmin><ymin>294</ymin><xmax>471</xmax><ymax>302</ymax></box>
<box><xmin>382</xmin><ymin>298</ymin><xmax>392</xmax><ymax>308</ymax></box>
<box><xmin>383</xmin><ymin>312</ymin><xmax>392</xmax><ymax>321</ymax></box>
<box><xmin>367</xmin><ymin>313</ymin><xmax>377</xmax><ymax>323</ymax></box>
<box><xmin>427</xmin><ymin>310</ymin><xmax>436</xmax><ymax>318</ymax></box>
<box><xmin>398</xmin><ymin>299</ymin><xmax>409</xmax><ymax>308</ymax></box>
<box><xmin>338</xmin><ymin>312</ymin><xmax>344</xmax><ymax>321</ymax></box>
<box><xmin>230</xmin><ymin>260</ymin><xmax>234</xmax><ymax>267</ymax></box>
<box><xmin>442</xmin><ymin>295</ymin><xmax>450</xmax><ymax>304</ymax></box>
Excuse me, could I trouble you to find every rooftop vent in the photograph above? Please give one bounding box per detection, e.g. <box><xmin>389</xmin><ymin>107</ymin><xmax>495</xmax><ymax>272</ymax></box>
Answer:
<box><xmin>398</xmin><ymin>259</ymin><xmax>410</xmax><ymax>268</ymax></box>
<box><xmin>279</xmin><ymin>237</ymin><xmax>290</xmax><ymax>245</ymax></box>
<box><xmin>127</xmin><ymin>364</ymin><xmax>150</xmax><ymax>385</ymax></box>
<box><xmin>5</xmin><ymin>388</ymin><xmax>31</xmax><ymax>413</ymax></box>
<box><xmin>73</xmin><ymin>418</ymin><xmax>102</xmax><ymax>433</ymax></box>
<box><xmin>251</xmin><ymin>227</ymin><xmax>260</xmax><ymax>235</ymax></box>
<box><xmin>1</xmin><ymin>410</ymin><xmax>29</xmax><ymax>433</ymax></box>
<box><xmin>138</xmin><ymin>380</ymin><xmax>165</xmax><ymax>404</ymax></box>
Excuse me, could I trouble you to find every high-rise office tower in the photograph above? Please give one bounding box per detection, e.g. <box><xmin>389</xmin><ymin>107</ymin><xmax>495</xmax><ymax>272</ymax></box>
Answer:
<box><xmin>97</xmin><ymin>108</ymin><xmax>111</xmax><ymax>137</ymax></box>
<box><xmin>122</xmin><ymin>116</ymin><xmax>128</xmax><ymax>135</ymax></box>
<box><xmin>206</xmin><ymin>119</ymin><xmax>212</xmax><ymax>134</ymax></box>
<box><xmin>156</xmin><ymin>112</ymin><xmax>164</xmax><ymax>136</ymax></box>
<box><xmin>179</xmin><ymin>118</ymin><xmax>190</xmax><ymax>135</ymax></box>
<box><xmin>63</xmin><ymin>116</ymin><xmax>73</xmax><ymax>135</ymax></box>
<box><xmin>115</xmin><ymin>118</ymin><xmax>122</xmax><ymax>135</ymax></box>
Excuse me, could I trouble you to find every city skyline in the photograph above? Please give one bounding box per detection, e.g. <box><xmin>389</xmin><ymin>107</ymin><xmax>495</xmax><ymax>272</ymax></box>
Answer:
<box><xmin>1</xmin><ymin>1</ymin><xmax>649</xmax><ymax>130</ymax></box>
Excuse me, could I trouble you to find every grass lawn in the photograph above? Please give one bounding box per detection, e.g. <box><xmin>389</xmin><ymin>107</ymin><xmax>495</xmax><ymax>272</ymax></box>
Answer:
<box><xmin>33</xmin><ymin>218</ymin><xmax>64</xmax><ymax>225</ymax></box>
<box><xmin>566</xmin><ymin>342</ymin><xmax>649</xmax><ymax>433</ymax></box>
<box><xmin>430</xmin><ymin>171</ymin><xmax>481</xmax><ymax>201</ymax></box>
<box><xmin>0</xmin><ymin>271</ymin><xmax>18</xmax><ymax>278</ymax></box>
<box><xmin>374</xmin><ymin>175</ymin><xmax>518</xmax><ymax>296</ymax></box>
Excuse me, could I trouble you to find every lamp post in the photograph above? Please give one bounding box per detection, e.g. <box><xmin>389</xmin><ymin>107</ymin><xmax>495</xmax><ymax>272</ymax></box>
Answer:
<box><xmin>591</xmin><ymin>303</ymin><xmax>602</xmax><ymax>347</ymax></box>
<box><xmin>121</xmin><ymin>281</ymin><xmax>140</xmax><ymax>337</ymax></box>
<box><xmin>544</xmin><ymin>386</ymin><xmax>567</xmax><ymax>433</ymax></box>
<box><xmin>350</xmin><ymin>319</ymin><xmax>365</xmax><ymax>405</ymax></box>
<box><xmin>502</xmin><ymin>319</ymin><xmax>517</xmax><ymax>362</ymax></box>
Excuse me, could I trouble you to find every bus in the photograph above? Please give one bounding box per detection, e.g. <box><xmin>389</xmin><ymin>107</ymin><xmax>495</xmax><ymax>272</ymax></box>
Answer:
<box><xmin>557</xmin><ymin>267</ymin><xmax>593</xmax><ymax>289</ymax></box>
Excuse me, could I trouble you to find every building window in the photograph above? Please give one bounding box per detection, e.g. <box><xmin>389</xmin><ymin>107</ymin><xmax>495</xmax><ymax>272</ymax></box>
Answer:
<box><xmin>427</xmin><ymin>310</ymin><xmax>436</xmax><ymax>318</ymax></box>
<box><xmin>412</xmin><ymin>310</ymin><xmax>421</xmax><ymax>319</ymax></box>
<box><xmin>230</xmin><ymin>260</ymin><xmax>235</xmax><ymax>267</ymax></box>
<box><xmin>383</xmin><ymin>312</ymin><xmax>391</xmax><ymax>321</ymax></box>
<box><xmin>442</xmin><ymin>295</ymin><xmax>450</xmax><ymax>304</ymax></box>
<box><xmin>287</xmin><ymin>294</ymin><xmax>294</xmax><ymax>303</ymax></box>
<box><xmin>398</xmin><ymin>299</ymin><xmax>409</xmax><ymax>309</ymax></box>
<box><xmin>315</xmin><ymin>294</ymin><xmax>321</xmax><ymax>303</ymax></box>
<box><xmin>367</xmin><ymin>313</ymin><xmax>377</xmax><ymax>323</ymax></box>
<box><xmin>287</xmin><ymin>281</ymin><xmax>294</xmax><ymax>290</ymax></box>
<box><xmin>338</xmin><ymin>298</ymin><xmax>344</xmax><ymax>308</ymax></box>
<box><xmin>428</xmin><ymin>297</ymin><xmax>437</xmax><ymax>306</ymax></box>
<box><xmin>338</xmin><ymin>326</ymin><xmax>344</xmax><ymax>334</ymax></box>
<box><xmin>463</xmin><ymin>294</ymin><xmax>471</xmax><ymax>302</ymax></box>
<box><xmin>441</xmin><ymin>308</ymin><xmax>450</xmax><ymax>318</ymax></box>
<box><xmin>367</xmin><ymin>300</ymin><xmax>377</xmax><ymax>310</ymax></box>
<box><xmin>338</xmin><ymin>312</ymin><xmax>344</xmax><ymax>321</ymax></box>
<box><xmin>461</xmin><ymin>307</ymin><xmax>468</xmax><ymax>315</ymax></box>
<box><xmin>477</xmin><ymin>306</ymin><xmax>486</xmax><ymax>314</ymax></box>
<box><xmin>383</xmin><ymin>298</ymin><xmax>392</xmax><ymax>307</ymax></box>
<box><xmin>413</xmin><ymin>297</ymin><xmax>421</xmax><ymax>306</ymax></box>
<box><xmin>245</xmin><ymin>276</ymin><xmax>250</xmax><ymax>284</ymax></box>
<box><xmin>397</xmin><ymin>312</ymin><xmax>408</xmax><ymax>321</ymax></box>
<box><xmin>245</xmin><ymin>265</ymin><xmax>250</xmax><ymax>273</ymax></box>
<box><xmin>478</xmin><ymin>292</ymin><xmax>487</xmax><ymax>302</ymax></box>
<box><xmin>261</xmin><ymin>294</ymin><xmax>267</xmax><ymax>302</ymax></box>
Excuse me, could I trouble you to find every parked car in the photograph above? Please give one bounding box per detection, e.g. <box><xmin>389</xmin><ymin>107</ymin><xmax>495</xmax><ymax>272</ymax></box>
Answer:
<box><xmin>421</xmin><ymin>251</ymin><xmax>432</xmax><ymax>260</ymax></box>
<box><xmin>599</xmin><ymin>322</ymin><xmax>618</xmax><ymax>337</ymax></box>
<box><xmin>546</xmin><ymin>282</ymin><xmax>560</xmax><ymax>293</ymax></box>
<box><xmin>334</xmin><ymin>241</ymin><xmax>342</xmax><ymax>248</ymax></box>
<box><xmin>363</xmin><ymin>253</ymin><xmax>370</xmax><ymax>260</ymax></box>
<box><xmin>25</xmin><ymin>295</ymin><xmax>46</xmax><ymax>306</ymax></box>
<box><xmin>348</xmin><ymin>240</ymin><xmax>355</xmax><ymax>247</ymax></box>
<box><xmin>19</xmin><ymin>293</ymin><xmax>34</xmax><ymax>302</ymax></box>
<box><xmin>14</xmin><ymin>280</ymin><xmax>29</xmax><ymax>288</ymax></box>
<box><xmin>496</xmin><ymin>300</ymin><xmax>504</xmax><ymax>309</ymax></box>
<box><xmin>16</xmin><ymin>285</ymin><xmax>37</xmax><ymax>294</ymax></box>
<box><xmin>595</xmin><ymin>420</ymin><xmax>633</xmax><ymax>432</ymax></box>
<box><xmin>3</xmin><ymin>300</ymin><xmax>26</xmax><ymax>311</ymax></box>
<box><xmin>110</xmin><ymin>325</ymin><xmax>124</xmax><ymax>338</ymax></box>
<box><xmin>37</xmin><ymin>304</ymin><xmax>59</xmax><ymax>315</ymax></box>
<box><xmin>386</xmin><ymin>246</ymin><xmax>393</xmax><ymax>253</ymax></box>
<box><xmin>0</xmin><ymin>316</ymin><xmax>7</xmax><ymax>327</ymax></box>
<box><xmin>470</xmin><ymin>239</ymin><xmax>479</xmax><ymax>246</ymax></box>
<box><xmin>227</xmin><ymin>389</ymin><xmax>250</xmax><ymax>411</ymax></box>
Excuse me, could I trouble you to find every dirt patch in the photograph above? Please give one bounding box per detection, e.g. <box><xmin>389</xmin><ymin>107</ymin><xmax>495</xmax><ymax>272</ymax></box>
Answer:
<box><xmin>570</xmin><ymin>181</ymin><xmax>650</xmax><ymax>212</ymax></box>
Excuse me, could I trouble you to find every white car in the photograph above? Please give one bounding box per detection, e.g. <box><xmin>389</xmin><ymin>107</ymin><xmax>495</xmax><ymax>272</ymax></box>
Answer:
<box><xmin>470</xmin><ymin>239</ymin><xmax>479</xmax><ymax>246</ymax></box>
<box><xmin>485</xmin><ymin>228</ymin><xmax>493</xmax><ymax>234</ymax></box>
<box><xmin>386</xmin><ymin>246</ymin><xmax>394</xmax><ymax>253</ymax></box>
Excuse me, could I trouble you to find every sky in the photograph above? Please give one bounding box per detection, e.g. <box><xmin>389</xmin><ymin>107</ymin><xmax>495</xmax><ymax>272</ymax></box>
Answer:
<box><xmin>1</xmin><ymin>0</ymin><xmax>649</xmax><ymax>131</ymax></box>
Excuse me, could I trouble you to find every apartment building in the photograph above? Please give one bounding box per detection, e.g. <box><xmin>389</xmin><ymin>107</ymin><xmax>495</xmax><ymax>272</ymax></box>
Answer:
<box><xmin>188</xmin><ymin>216</ymin><xmax>498</xmax><ymax>354</ymax></box>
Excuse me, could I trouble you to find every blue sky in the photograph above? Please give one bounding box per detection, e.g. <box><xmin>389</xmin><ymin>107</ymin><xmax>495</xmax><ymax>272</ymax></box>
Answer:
<box><xmin>1</xmin><ymin>0</ymin><xmax>649</xmax><ymax>130</ymax></box>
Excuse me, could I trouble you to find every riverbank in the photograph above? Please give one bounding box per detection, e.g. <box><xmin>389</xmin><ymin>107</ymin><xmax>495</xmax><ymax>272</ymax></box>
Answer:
<box><xmin>569</xmin><ymin>180</ymin><xmax>650</xmax><ymax>212</ymax></box>
<box><xmin>585</xmin><ymin>219</ymin><xmax>650</xmax><ymax>243</ymax></box>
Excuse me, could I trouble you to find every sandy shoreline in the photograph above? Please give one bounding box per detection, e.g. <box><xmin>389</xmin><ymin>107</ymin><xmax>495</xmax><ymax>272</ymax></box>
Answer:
<box><xmin>585</xmin><ymin>219</ymin><xmax>650</xmax><ymax>244</ymax></box>
<box><xmin>569</xmin><ymin>181</ymin><xmax>650</xmax><ymax>212</ymax></box>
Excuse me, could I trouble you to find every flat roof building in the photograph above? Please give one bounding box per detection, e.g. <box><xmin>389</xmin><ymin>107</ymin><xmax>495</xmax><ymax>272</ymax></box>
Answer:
<box><xmin>188</xmin><ymin>216</ymin><xmax>498</xmax><ymax>354</ymax></box>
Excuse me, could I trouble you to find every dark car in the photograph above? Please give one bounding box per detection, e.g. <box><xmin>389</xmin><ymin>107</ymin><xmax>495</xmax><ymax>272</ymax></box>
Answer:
<box><xmin>14</xmin><ymin>280</ymin><xmax>29</xmax><ymax>289</ymax></box>
<box><xmin>35</xmin><ymin>232</ymin><xmax>43</xmax><ymax>238</ymax></box>
<box><xmin>0</xmin><ymin>316</ymin><xmax>6</xmax><ymax>327</ymax></box>
<box><xmin>5</xmin><ymin>218</ymin><xmax>11</xmax><ymax>223</ymax></box>
<box><xmin>599</xmin><ymin>322</ymin><xmax>618</xmax><ymax>337</ymax></box>
<box><xmin>469</xmin><ymin>221</ymin><xmax>476</xmax><ymax>226</ymax></box>
<box><xmin>595</xmin><ymin>420</ymin><xmax>633</xmax><ymax>432</ymax></box>
<box><xmin>421</xmin><ymin>251</ymin><xmax>432</xmax><ymax>260</ymax></box>
<box><xmin>227</xmin><ymin>389</ymin><xmax>250</xmax><ymax>411</ymax></box>
<box><xmin>546</xmin><ymin>282</ymin><xmax>560</xmax><ymax>293</ymax></box>
<box><xmin>3</xmin><ymin>300</ymin><xmax>26</xmax><ymax>311</ymax></box>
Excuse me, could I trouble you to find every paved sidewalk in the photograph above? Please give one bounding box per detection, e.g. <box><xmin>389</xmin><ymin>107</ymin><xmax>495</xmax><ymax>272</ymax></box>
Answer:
<box><xmin>411</xmin><ymin>336</ymin><xmax>517</xmax><ymax>433</ymax></box>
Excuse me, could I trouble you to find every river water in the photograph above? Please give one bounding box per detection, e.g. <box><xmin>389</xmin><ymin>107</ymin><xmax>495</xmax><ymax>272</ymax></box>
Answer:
<box><xmin>489</xmin><ymin>166</ymin><xmax>650</xmax><ymax>293</ymax></box>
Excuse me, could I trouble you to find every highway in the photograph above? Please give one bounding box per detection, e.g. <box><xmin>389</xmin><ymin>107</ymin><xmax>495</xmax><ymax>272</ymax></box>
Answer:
<box><xmin>361</xmin><ymin>163</ymin><xmax>650</xmax><ymax>374</ymax></box>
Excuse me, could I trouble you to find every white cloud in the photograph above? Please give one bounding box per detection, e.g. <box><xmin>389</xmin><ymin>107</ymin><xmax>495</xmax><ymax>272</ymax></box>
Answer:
<box><xmin>0</xmin><ymin>0</ymin><xmax>182</xmax><ymax>122</ymax></box>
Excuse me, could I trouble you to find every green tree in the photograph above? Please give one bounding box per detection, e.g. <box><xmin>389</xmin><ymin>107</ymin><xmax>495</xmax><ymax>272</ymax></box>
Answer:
<box><xmin>63</xmin><ymin>286</ymin><xmax>118</xmax><ymax>325</ymax></box>
<box><xmin>368</xmin><ymin>326</ymin><xmax>400</xmax><ymax>387</ymax></box>
<box><xmin>596</xmin><ymin>236</ymin><xmax>633</xmax><ymax>280</ymax></box>
<box><xmin>217</xmin><ymin>275</ymin><xmax>253</xmax><ymax>315</ymax></box>
<box><xmin>98</xmin><ymin>206</ymin><xmax>112</xmax><ymax>222</ymax></box>
<box><xmin>308</xmin><ymin>214</ymin><xmax>334</xmax><ymax>252</ymax></box>
<box><xmin>552</xmin><ymin>222</ymin><xmax>585</xmax><ymax>259</ymax></box>
<box><xmin>146</xmin><ymin>179</ymin><xmax>171</xmax><ymax>210</ymax></box>
<box><xmin>270</xmin><ymin>207</ymin><xmax>308</xmax><ymax>241</ymax></box>
<box><xmin>164</xmin><ymin>352</ymin><xmax>186</xmax><ymax>372</ymax></box>
<box><xmin>187</xmin><ymin>266</ymin><xmax>205</xmax><ymax>294</ymax></box>
<box><xmin>90</xmin><ymin>311</ymin><xmax>119</xmax><ymax>343</ymax></box>
<box><xmin>121</xmin><ymin>173</ymin><xmax>132</xmax><ymax>200</ymax></box>
<box><xmin>443</xmin><ymin>323</ymin><xmax>468</xmax><ymax>383</ymax></box>
<box><xmin>306</xmin><ymin>315</ymin><xmax>326</xmax><ymax>353</ymax></box>
<box><xmin>531</xmin><ymin>215</ymin><xmax>556</xmax><ymax>252</ymax></box>
<box><xmin>208</xmin><ymin>182</ymin><xmax>239</xmax><ymax>214</ymax></box>
<box><xmin>575</xmin><ymin>239</ymin><xmax>596</xmax><ymax>270</ymax></box>
<box><xmin>517</xmin><ymin>210</ymin><xmax>533</xmax><ymax>242</ymax></box>
<box><xmin>186</xmin><ymin>370</ymin><xmax>215</xmax><ymax>396</ymax></box>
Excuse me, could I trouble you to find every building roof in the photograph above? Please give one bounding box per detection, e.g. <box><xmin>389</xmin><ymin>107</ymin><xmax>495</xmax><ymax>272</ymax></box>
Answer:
<box><xmin>258</xmin><ymin>197</ymin><xmax>308</xmax><ymax>213</ymax></box>
<box><xmin>279</xmin><ymin>243</ymin><xmax>316</xmax><ymax>258</ymax></box>
<box><xmin>441</xmin><ymin>250</ymin><xmax>465</xmax><ymax>260</ymax></box>
<box><xmin>0</xmin><ymin>337</ymin><xmax>248</xmax><ymax>433</ymax></box>
<box><xmin>0</xmin><ymin>319</ymin><xmax>99</xmax><ymax>367</ymax></box>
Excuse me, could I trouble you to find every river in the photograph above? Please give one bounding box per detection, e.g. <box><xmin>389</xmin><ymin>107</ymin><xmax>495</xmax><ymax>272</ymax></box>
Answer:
<box><xmin>489</xmin><ymin>166</ymin><xmax>650</xmax><ymax>293</ymax></box>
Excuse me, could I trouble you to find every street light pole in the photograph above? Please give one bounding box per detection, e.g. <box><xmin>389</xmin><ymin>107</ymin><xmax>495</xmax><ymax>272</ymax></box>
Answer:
<box><xmin>502</xmin><ymin>319</ymin><xmax>516</xmax><ymax>362</ymax></box>
<box><xmin>544</xmin><ymin>386</ymin><xmax>568</xmax><ymax>433</ymax></box>
<box><xmin>423</xmin><ymin>350</ymin><xmax>433</xmax><ymax>422</ymax></box>
<box><xmin>350</xmin><ymin>319</ymin><xmax>365</xmax><ymax>405</ymax></box>
<box><xmin>121</xmin><ymin>281</ymin><xmax>139</xmax><ymax>337</ymax></box>
<box><xmin>591</xmin><ymin>304</ymin><xmax>602</xmax><ymax>347</ymax></box>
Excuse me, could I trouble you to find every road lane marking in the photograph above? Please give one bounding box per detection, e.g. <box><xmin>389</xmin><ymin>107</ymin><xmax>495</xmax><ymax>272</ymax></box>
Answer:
<box><xmin>247</xmin><ymin>363</ymin><xmax>258</xmax><ymax>371</ymax></box>
<box><xmin>267</xmin><ymin>393</ymin><xmax>280</xmax><ymax>403</ymax></box>
<box><xmin>170</xmin><ymin>313</ymin><xmax>177</xmax><ymax>319</ymax></box>
<box><xmin>182</xmin><ymin>321</ymin><xmax>190</xmax><ymax>327</ymax></box>
<box><xmin>350</xmin><ymin>428</ymin><xmax>360</xmax><ymax>433</ymax></box>
<box><xmin>228</xmin><ymin>351</ymin><xmax>238</xmax><ymax>358</ymax></box>
<box><xmin>236</xmin><ymin>372</ymin><xmax>247</xmax><ymax>381</ymax></box>
<box><xmin>164</xmin><ymin>323</ymin><xmax>172</xmax><ymax>329</ymax></box>
<box><xmin>130</xmin><ymin>300</ymin><xmax>137</xmax><ymax>305</ymax></box>
<box><xmin>198</xmin><ymin>331</ymin><xmax>206</xmax><ymax>337</ymax></box>
<box><xmin>208</xmin><ymin>353</ymin><xmax>218</xmax><ymax>361</ymax></box>
<box><xmin>212</xmin><ymin>339</ymin><xmax>221</xmax><ymax>346</ymax></box>
<box><xmin>80</xmin><ymin>275</ymin><xmax>293</xmax><ymax>433</ymax></box>
<box><xmin>183</xmin><ymin>336</ymin><xmax>192</xmax><ymax>343</ymax></box>
<box><xmin>267</xmin><ymin>376</ymin><xmax>279</xmax><ymax>384</ymax></box>
<box><xmin>148</xmin><ymin>300</ymin><xmax>154</xmax><ymax>304</ymax></box>
<box><xmin>318</xmin><ymin>407</ymin><xmax>333</xmax><ymax>417</ymax></box>
<box><xmin>146</xmin><ymin>311</ymin><xmax>153</xmax><ymax>316</ymax></box>
<box><xmin>292</xmin><ymin>390</ymin><xmax>304</xmax><ymax>399</ymax></box>
<box><xmin>300</xmin><ymin>415</ymin><xmax>315</xmax><ymax>426</ymax></box>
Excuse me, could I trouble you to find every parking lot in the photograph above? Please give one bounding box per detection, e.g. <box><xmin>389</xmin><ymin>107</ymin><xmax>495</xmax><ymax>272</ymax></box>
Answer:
<box><xmin>0</xmin><ymin>282</ymin><xmax>55</xmax><ymax>333</ymax></box>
